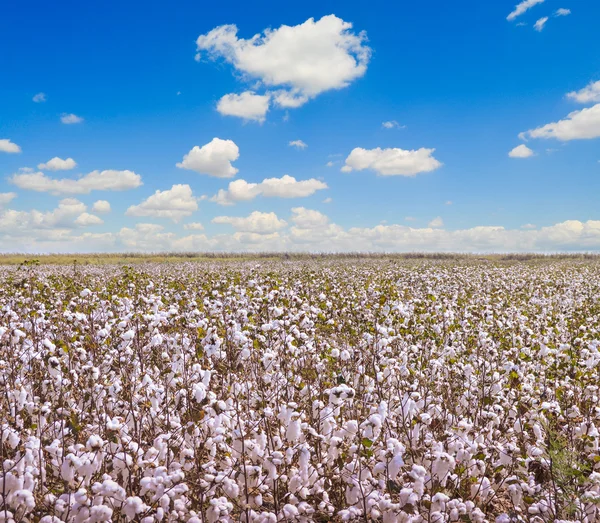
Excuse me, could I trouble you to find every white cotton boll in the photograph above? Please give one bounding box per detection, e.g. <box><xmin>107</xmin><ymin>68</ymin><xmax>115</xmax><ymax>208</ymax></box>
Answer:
<box><xmin>39</xmin><ymin>517</ymin><xmax>63</xmax><ymax>523</ymax></box>
<box><xmin>286</xmin><ymin>418</ymin><xmax>301</xmax><ymax>443</ymax></box>
<box><xmin>86</xmin><ymin>435</ymin><xmax>104</xmax><ymax>451</ymax></box>
<box><xmin>80</xmin><ymin>289</ymin><xmax>92</xmax><ymax>298</ymax></box>
<box><xmin>282</xmin><ymin>504</ymin><xmax>299</xmax><ymax>519</ymax></box>
<box><xmin>12</xmin><ymin>489</ymin><xmax>36</xmax><ymax>512</ymax></box>
<box><xmin>89</xmin><ymin>505</ymin><xmax>113</xmax><ymax>521</ymax></box>
<box><xmin>122</xmin><ymin>496</ymin><xmax>147</xmax><ymax>521</ymax></box>
<box><xmin>193</xmin><ymin>383</ymin><xmax>207</xmax><ymax>402</ymax></box>
<box><xmin>340</xmin><ymin>349</ymin><xmax>351</xmax><ymax>361</ymax></box>
<box><xmin>121</xmin><ymin>329</ymin><xmax>135</xmax><ymax>341</ymax></box>
<box><xmin>388</xmin><ymin>454</ymin><xmax>404</xmax><ymax>480</ymax></box>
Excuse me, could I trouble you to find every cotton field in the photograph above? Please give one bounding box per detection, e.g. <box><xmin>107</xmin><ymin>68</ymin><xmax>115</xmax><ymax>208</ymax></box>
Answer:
<box><xmin>2</xmin><ymin>260</ymin><xmax>600</xmax><ymax>523</ymax></box>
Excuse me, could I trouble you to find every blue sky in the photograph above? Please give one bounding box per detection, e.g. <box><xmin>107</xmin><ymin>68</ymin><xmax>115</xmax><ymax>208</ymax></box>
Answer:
<box><xmin>1</xmin><ymin>0</ymin><xmax>600</xmax><ymax>252</ymax></box>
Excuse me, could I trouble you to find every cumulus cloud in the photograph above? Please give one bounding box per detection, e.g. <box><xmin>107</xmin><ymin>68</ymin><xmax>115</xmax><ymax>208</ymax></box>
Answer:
<box><xmin>291</xmin><ymin>207</ymin><xmax>329</xmax><ymax>229</ymax></box>
<box><xmin>507</xmin><ymin>0</ymin><xmax>544</xmax><ymax>21</ymax></box>
<box><xmin>212</xmin><ymin>211</ymin><xmax>287</xmax><ymax>233</ymax></box>
<box><xmin>0</xmin><ymin>193</ymin><xmax>17</xmax><ymax>208</ymax></box>
<box><xmin>196</xmin><ymin>15</ymin><xmax>370</xmax><ymax>114</ymax></box>
<box><xmin>534</xmin><ymin>17</ymin><xmax>548</xmax><ymax>31</ymax></box>
<box><xmin>381</xmin><ymin>121</ymin><xmax>405</xmax><ymax>129</ymax></box>
<box><xmin>10</xmin><ymin>169</ymin><xmax>142</xmax><ymax>195</ymax></box>
<box><xmin>554</xmin><ymin>8</ymin><xmax>571</xmax><ymax>16</ymax></box>
<box><xmin>509</xmin><ymin>144</ymin><xmax>535</xmax><ymax>158</ymax></box>
<box><xmin>567</xmin><ymin>80</ymin><xmax>600</xmax><ymax>104</ymax></box>
<box><xmin>289</xmin><ymin>140</ymin><xmax>307</xmax><ymax>149</ymax></box>
<box><xmin>92</xmin><ymin>200</ymin><xmax>111</xmax><ymax>214</ymax></box>
<box><xmin>33</xmin><ymin>92</ymin><xmax>47</xmax><ymax>103</ymax></box>
<box><xmin>211</xmin><ymin>175</ymin><xmax>327</xmax><ymax>206</ymax></box>
<box><xmin>428</xmin><ymin>216</ymin><xmax>444</xmax><ymax>228</ymax></box>
<box><xmin>74</xmin><ymin>213</ymin><xmax>104</xmax><ymax>226</ymax></box>
<box><xmin>0</xmin><ymin>198</ymin><xmax>98</xmax><ymax>238</ymax></box>
<box><xmin>176</xmin><ymin>138</ymin><xmax>240</xmax><ymax>178</ymax></box>
<box><xmin>341</xmin><ymin>146</ymin><xmax>442</xmax><ymax>176</ymax></box>
<box><xmin>37</xmin><ymin>157</ymin><xmax>77</xmax><ymax>171</ymax></box>
<box><xmin>183</xmin><ymin>222</ymin><xmax>204</xmax><ymax>231</ymax></box>
<box><xmin>61</xmin><ymin>113</ymin><xmax>84</xmax><ymax>124</ymax></box>
<box><xmin>522</xmin><ymin>104</ymin><xmax>600</xmax><ymax>141</ymax></box>
<box><xmin>216</xmin><ymin>91</ymin><xmax>270</xmax><ymax>122</ymax></box>
<box><xmin>0</xmin><ymin>139</ymin><xmax>21</xmax><ymax>153</ymax></box>
<box><xmin>126</xmin><ymin>184</ymin><xmax>199</xmax><ymax>222</ymax></box>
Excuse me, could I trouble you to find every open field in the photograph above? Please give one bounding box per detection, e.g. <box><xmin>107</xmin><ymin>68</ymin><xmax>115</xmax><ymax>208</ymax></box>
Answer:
<box><xmin>2</xmin><ymin>260</ymin><xmax>600</xmax><ymax>522</ymax></box>
<box><xmin>2</xmin><ymin>252</ymin><xmax>600</xmax><ymax>266</ymax></box>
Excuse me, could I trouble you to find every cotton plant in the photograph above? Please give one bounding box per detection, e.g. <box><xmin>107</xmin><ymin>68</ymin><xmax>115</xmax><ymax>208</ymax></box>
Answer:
<box><xmin>2</xmin><ymin>261</ymin><xmax>600</xmax><ymax>521</ymax></box>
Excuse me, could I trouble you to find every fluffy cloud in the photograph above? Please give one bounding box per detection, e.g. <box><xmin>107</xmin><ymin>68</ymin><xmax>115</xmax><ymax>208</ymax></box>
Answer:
<box><xmin>10</xmin><ymin>169</ymin><xmax>142</xmax><ymax>195</ymax></box>
<box><xmin>74</xmin><ymin>213</ymin><xmax>104</xmax><ymax>226</ymax></box>
<box><xmin>37</xmin><ymin>157</ymin><xmax>77</xmax><ymax>171</ymax></box>
<box><xmin>0</xmin><ymin>139</ymin><xmax>21</xmax><ymax>153</ymax></box>
<box><xmin>428</xmin><ymin>216</ymin><xmax>444</xmax><ymax>228</ymax></box>
<box><xmin>33</xmin><ymin>92</ymin><xmax>47</xmax><ymax>103</ymax></box>
<box><xmin>534</xmin><ymin>17</ymin><xmax>548</xmax><ymax>31</ymax></box>
<box><xmin>183</xmin><ymin>222</ymin><xmax>204</xmax><ymax>231</ymax></box>
<box><xmin>92</xmin><ymin>200</ymin><xmax>111</xmax><ymax>214</ymax></box>
<box><xmin>126</xmin><ymin>184</ymin><xmax>198</xmax><ymax>222</ymax></box>
<box><xmin>555</xmin><ymin>8</ymin><xmax>571</xmax><ymax>16</ymax></box>
<box><xmin>0</xmin><ymin>198</ymin><xmax>102</xmax><ymax>238</ymax></box>
<box><xmin>212</xmin><ymin>211</ymin><xmax>287</xmax><ymax>233</ymax></box>
<box><xmin>567</xmin><ymin>80</ymin><xmax>600</xmax><ymax>104</ymax></box>
<box><xmin>509</xmin><ymin>144</ymin><xmax>535</xmax><ymax>158</ymax></box>
<box><xmin>289</xmin><ymin>140</ymin><xmax>307</xmax><ymax>149</ymax></box>
<box><xmin>61</xmin><ymin>113</ymin><xmax>84</xmax><ymax>124</ymax></box>
<box><xmin>341</xmin><ymin>146</ymin><xmax>442</xmax><ymax>176</ymax></box>
<box><xmin>522</xmin><ymin>104</ymin><xmax>600</xmax><ymax>141</ymax></box>
<box><xmin>211</xmin><ymin>175</ymin><xmax>327</xmax><ymax>205</ymax></box>
<box><xmin>0</xmin><ymin>193</ymin><xmax>17</xmax><ymax>208</ymax></box>
<box><xmin>216</xmin><ymin>91</ymin><xmax>270</xmax><ymax>122</ymax></box>
<box><xmin>381</xmin><ymin>121</ymin><xmax>405</xmax><ymax>129</ymax></box>
<box><xmin>291</xmin><ymin>207</ymin><xmax>329</xmax><ymax>229</ymax></box>
<box><xmin>507</xmin><ymin>0</ymin><xmax>544</xmax><ymax>21</ymax></box>
<box><xmin>176</xmin><ymin>138</ymin><xmax>239</xmax><ymax>178</ymax></box>
<box><xmin>196</xmin><ymin>15</ymin><xmax>370</xmax><ymax>112</ymax></box>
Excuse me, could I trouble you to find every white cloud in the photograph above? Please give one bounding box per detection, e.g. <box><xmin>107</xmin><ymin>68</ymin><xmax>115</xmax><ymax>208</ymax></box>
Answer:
<box><xmin>0</xmin><ymin>193</ymin><xmax>17</xmax><ymax>208</ymax></box>
<box><xmin>522</xmin><ymin>103</ymin><xmax>600</xmax><ymax>141</ymax></box>
<box><xmin>0</xmin><ymin>198</ymin><xmax>88</xmax><ymax>237</ymax></box>
<box><xmin>176</xmin><ymin>138</ymin><xmax>239</xmax><ymax>178</ymax></box>
<box><xmin>183</xmin><ymin>222</ymin><xmax>204</xmax><ymax>231</ymax></box>
<box><xmin>326</xmin><ymin>161</ymin><xmax>335</xmax><ymax>167</ymax></box>
<box><xmin>381</xmin><ymin>121</ymin><xmax>405</xmax><ymax>129</ymax></box>
<box><xmin>37</xmin><ymin>157</ymin><xmax>77</xmax><ymax>171</ymax></box>
<box><xmin>211</xmin><ymin>175</ymin><xmax>327</xmax><ymax>205</ymax></box>
<box><xmin>196</xmin><ymin>15</ymin><xmax>370</xmax><ymax>112</ymax></box>
<box><xmin>507</xmin><ymin>0</ymin><xmax>544</xmax><ymax>21</ymax></box>
<box><xmin>341</xmin><ymin>146</ymin><xmax>442</xmax><ymax>176</ymax></box>
<box><xmin>74</xmin><ymin>213</ymin><xmax>104</xmax><ymax>227</ymax></box>
<box><xmin>323</xmin><ymin>197</ymin><xmax>332</xmax><ymax>204</ymax></box>
<box><xmin>212</xmin><ymin>211</ymin><xmax>287</xmax><ymax>233</ymax></box>
<box><xmin>126</xmin><ymin>184</ymin><xmax>199</xmax><ymax>222</ymax></box>
<box><xmin>509</xmin><ymin>144</ymin><xmax>535</xmax><ymax>158</ymax></box>
<box><xmin>216</xmin><ymin>91</ymin><xmax>270</xmax><ymax>122</ymax></box>
<box><xmin>554</xmin><ymin>8</ymin><xmax>571</xmax><ymax>16</ymax></box>
<box><xmin>0</xmin><ymin>139</ymin><xmax>21</xmax><ymax>153</ymax></box>
<box><xmin>521</xmin><ymin>223</ymin><xmax>537</xmax><ymax>230</ymax></box>
<box><xmin>33</xmin><ymin>92</ymin><xmax>47</xmax><ymax>103</ymax></box>
<box><xmin>428</xmin><ymin>216</ymin><xmax>444</xmax><ymax>228</ymax></box>
<box><xmin>567</xmin><ymin>80</ymin><xmax>600</xmax><ymax>104</ymax></box>
<box><xmin>534</xmin><ymin>17</ymin><xmax>548</xmax><ymax>31</ymax></box>
<box><xmin>10</xmin><ymin>169</ymin><xmax>142</xmax><ymax>195</ymax></box>
<box><xmin>61</xmin><ymin>113</ymin><xmax>84</xmax><ymax>124</ymax></box>
<box><xmin>291</xmin><ymin>207</ymin><xmax>330</xmax><ymax>229</ymax></box>
<box><xmin>92</xmin><ymin>200</ymin><xmax>111</xmax><ymax>214</ymax></box>
<box><xmin>289</xmin><ymin>140</ymin><xmax>307</xmax><ymax>149</ymax></box>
